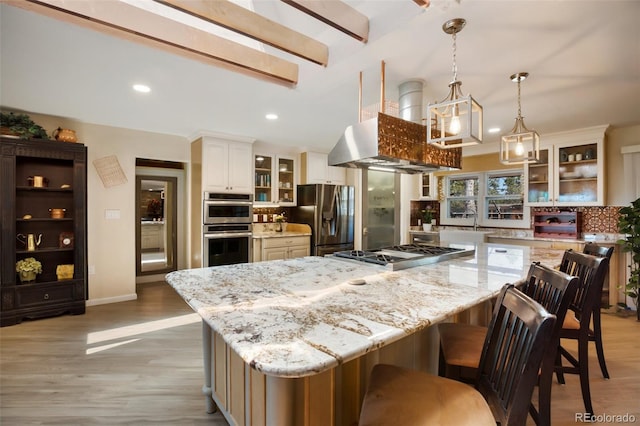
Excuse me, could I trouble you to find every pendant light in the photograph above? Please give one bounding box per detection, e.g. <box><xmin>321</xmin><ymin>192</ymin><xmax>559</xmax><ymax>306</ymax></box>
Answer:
<box><xmin>500</xmin><ymin>72</ymin><xmax>540</xmax><ymax>164</ymax></box>
<box><xmin>427</xmin><ymin>18</ymin><xmax>483</xmax><ymax>149</ymax></box>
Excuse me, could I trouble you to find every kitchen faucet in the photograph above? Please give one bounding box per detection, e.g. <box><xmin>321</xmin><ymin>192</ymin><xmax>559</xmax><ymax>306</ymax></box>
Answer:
<box><xmin>467</xmin><ymin>206</ymin><xmax>478</xmax><ymax>231</ymax></box>
<box><xmin>473</xmin><ymin>209</ymin><xmax>478</xmax><ymax>231</ymax></box>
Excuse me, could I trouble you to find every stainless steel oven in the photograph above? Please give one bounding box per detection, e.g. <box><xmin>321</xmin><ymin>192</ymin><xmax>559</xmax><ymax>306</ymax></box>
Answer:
<box><xmin>202</xmin><ymin>192</ymin><xmax>253</xmax><ymax>267</ymax></box>
<box><xmin>203</xmin><ymin>224</ymin><xmax>252</xmax><ymax>267</ymax></box>
<box><xmin>203</xmin><ymin>192</ymin><xmax>253</xmax><ymax>224</ymax></box>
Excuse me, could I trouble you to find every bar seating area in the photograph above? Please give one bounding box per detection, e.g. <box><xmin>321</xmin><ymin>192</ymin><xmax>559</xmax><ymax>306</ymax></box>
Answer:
<box><xmin>358</xmin><ymin>283</ymin><xmax>558</xmax><ymax>426</ymax></box>
<box><xmin>360</xmin><ymin>244</ymin><xmax>613</xmax><ymax>426</ymax></box>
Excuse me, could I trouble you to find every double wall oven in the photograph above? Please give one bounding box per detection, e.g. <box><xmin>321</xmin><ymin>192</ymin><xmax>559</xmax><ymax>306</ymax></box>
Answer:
<box><xmin>202</xmin><ymin>192</ymin><xmax>252</xmax><ymax>267</ymax></box>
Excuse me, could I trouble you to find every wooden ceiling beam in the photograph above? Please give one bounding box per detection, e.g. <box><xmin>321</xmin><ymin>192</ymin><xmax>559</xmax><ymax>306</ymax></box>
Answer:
<box><xmin>156</xmin><ymin>0</ymin><xmax>328</xmax><ymax>67</ymax></box>
<box><xmin>281</xmin><ymin>0</ymin><xmax>369</xmax><ymax>43</ymax></box>
<box><xmin>6</xmin><ymin>0</ymin><xmax>298</xmax><ymax>86</ymax></box>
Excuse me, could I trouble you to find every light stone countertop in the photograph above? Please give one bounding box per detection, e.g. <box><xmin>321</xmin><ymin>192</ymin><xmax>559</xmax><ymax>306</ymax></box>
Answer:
<box><xmin>252</xmin><ymin>222</ymin><xmax>312</xmax><ymax>239</ymax></box>
<box><xmin>165</xmin><ymin>242</ymin><xmax>567</xmax><ymax>378</ymax></box>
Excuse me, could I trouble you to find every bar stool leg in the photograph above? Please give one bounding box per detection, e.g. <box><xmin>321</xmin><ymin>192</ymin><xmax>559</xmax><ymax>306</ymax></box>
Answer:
<box><xmin>578</xmin><ymin>334</ymin><xmax>594</xmax><ymax>415</ymax></box>
<box><xmin>592</xmin><ymin>309</ymin><xmax>610</xmax><ymax>379</ymax></box>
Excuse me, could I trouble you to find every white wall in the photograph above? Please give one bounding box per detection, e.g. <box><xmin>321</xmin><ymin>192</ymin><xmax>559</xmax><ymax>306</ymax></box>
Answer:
<box><xmin>24</xmin><ymin>112</ymin><xmax>190</xmax><ymax>305</ymax></box>
<box><xmin>606</xmin><ymin>124</ymin><xmax>640</xmax><ymax>206</ymax></box>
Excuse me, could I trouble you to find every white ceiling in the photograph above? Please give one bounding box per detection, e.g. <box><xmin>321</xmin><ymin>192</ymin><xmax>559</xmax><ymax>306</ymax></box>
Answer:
<box><xmin>1</xmin><ymin>1</ymin><xmax>639</xmax><ymax>154</ymax></box>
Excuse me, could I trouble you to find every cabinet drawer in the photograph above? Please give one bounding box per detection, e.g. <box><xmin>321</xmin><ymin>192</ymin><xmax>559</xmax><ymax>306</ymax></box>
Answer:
<box><xmin>16</xmin><ymin>282</ymin><xmax>78</xmax><ymax>307</ymax></box>
<box><xmin>262</xmin><ymin>236</ymin><xmax>308</xmax><ymax>249</ymax></box>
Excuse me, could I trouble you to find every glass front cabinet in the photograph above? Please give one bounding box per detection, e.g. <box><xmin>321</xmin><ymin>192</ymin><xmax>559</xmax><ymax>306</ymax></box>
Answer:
<box><xmin>419</xmin><ymin>173</ymin><xmax>437</xmax><ymax>199</ymax></box>
<box><xmin>254</xmin><ymin>154</ymin><xmax>296</xmax><ymax>206</ymax></box>
<box><xmin>525</xmin><ymin>128</ymin><xmax>606</xmax><ymax>207</ymax></box>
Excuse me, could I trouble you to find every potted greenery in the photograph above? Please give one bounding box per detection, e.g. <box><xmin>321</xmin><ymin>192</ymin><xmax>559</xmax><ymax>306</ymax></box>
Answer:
<box><xmin>617</xmin><ymin>197</ymin><xmax>640</xmax><ymax>321</ymax></box>
<box><xmin>422</xmin><ymin>209</ymin><xmax>435</xmax><ymax>232</ymax></box>
<box><xmin>0</xmin><ymin>112</ymin><xmax>49</xmax><ymax>139</ymax></box>
<box><xmin>16</xmin><ymin>257</ymin><xmax>43</xmax><ymax>283</ymax></box>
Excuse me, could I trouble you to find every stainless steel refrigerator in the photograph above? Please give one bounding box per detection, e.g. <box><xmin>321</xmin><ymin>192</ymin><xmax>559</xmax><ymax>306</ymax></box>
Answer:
<box><xmin>290</xmin><ymin>184</ymin><xmax>355</xmax><ymax>256</ymax></box>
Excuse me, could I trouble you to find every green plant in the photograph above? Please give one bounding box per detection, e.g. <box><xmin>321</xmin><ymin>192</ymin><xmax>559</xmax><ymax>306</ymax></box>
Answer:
<box><xmin>0</xmin><ymin>112</ymin><xmax>49</xmax><ymax>139</ymax></box>
<box><xmin>422</xmin><ymin>209</ymin><xmax>434</xmax><ymax>224</ymax></box>
<box><xmin>617</xmin><ymin>197</ymin><xmax>640</xmax><ymax>320</ymax></box>
<box><xmin>274</xmin><ymin>213</ymin><xmax>286</xmax><ymax>223</ymax></box>
<box><xmin>16</xmin><ymin>257</ymin><xmax>43</xmax><ymax>274</ymax></box>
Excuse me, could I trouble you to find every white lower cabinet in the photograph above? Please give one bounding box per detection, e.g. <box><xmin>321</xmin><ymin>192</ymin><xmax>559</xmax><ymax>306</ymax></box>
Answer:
<box><xmin>253</xmin><ymin>235</ymin><xmax>310</xmax><ymax>262</ymax></box>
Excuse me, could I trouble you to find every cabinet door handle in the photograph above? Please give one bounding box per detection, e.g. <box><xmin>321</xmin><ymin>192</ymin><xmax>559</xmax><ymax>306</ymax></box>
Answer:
<box><xmin>44</xmin><ymin>293</ymin><xmax>49</xmax><ymax>300</ymax></box>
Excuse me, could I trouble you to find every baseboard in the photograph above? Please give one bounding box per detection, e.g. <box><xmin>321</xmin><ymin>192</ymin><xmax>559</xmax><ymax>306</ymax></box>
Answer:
<box><xmin>86</xmin><ymin>293</ymin><xmax>137</xmax><ymax>307</ymax></box>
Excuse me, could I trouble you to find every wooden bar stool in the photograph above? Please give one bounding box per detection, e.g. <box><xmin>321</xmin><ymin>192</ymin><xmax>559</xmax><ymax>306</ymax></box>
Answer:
<box><xmin>582</xmin><ymin>242</ymin><xmax>614</xmax><ymax>379</ymax></box>
<box><xmin>438</xmin><ymin>262</ymin><xmax>578</xmax><ymax>426</ymax></box>
<box><xmin>358</xmin><ymin>284</ymin><xmax>557</xmax><ymax>426</ymax></box>
<box><xmin>556</xmin><ymin>249</ymin><xmax>610</xmax><ymax>416</ymax></box>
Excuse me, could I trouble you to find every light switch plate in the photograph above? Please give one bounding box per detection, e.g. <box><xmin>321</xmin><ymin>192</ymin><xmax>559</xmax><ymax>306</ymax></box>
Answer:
<box><xmin>105</xmin><ymin>209</ymin><xmax>121</xmax><ymax>219</ymax></box>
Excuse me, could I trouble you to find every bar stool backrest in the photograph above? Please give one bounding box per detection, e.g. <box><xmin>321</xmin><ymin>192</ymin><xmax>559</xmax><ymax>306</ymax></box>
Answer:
<box><xmin>583</xmin><ymin>242</ymin><xmax>614</xmax><ymax>260</ymax></box>
<box><xmin>476</xmin><ymin>285</ymin><xmax>557</xmax><ymax>426</ymax></box>
<box><xmin>521</xmin><ymin>262</ymin><xmax>579</xmax><ymax>323</ymax></box>
<box><xmin>558</xmin><ymin>250</ymin><xmax>609</xmax><ymax>322</ymax></box>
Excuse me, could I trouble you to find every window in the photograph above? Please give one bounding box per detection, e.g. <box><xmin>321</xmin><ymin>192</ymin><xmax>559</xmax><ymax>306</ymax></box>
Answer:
<box><xmin>443</xmin><ymin>169</ymin><xmax>529</xmax><ymax>228</ymax></box>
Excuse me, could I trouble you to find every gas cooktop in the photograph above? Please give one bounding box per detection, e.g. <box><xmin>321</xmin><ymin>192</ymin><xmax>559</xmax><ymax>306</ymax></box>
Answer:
<box><xmin>332</xmin><ymin>244</ymin><xmax>475</xmax><ymax>271</ymax></box>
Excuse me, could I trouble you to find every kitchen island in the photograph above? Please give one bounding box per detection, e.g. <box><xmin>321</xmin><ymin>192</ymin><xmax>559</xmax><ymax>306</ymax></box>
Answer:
<box><xmin>165</xmin><ymin>242</ymin><xmax>567</xmax><ymax>426</ymax></box>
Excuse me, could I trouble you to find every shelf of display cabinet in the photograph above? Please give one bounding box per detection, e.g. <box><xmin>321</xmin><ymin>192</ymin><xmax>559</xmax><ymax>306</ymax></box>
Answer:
<box><xmin>529</xmin><ymin>180</ymin><xmax>548</xmax><ymax>184</ymax></box>
<box><xmin>533</xmin><ymin>222</ymin><xmax>576</xmax><ymax>227</ymax></box>
<box><xmin>16</xmin><ymin>186</ymin><xmax>73</xmax><ymax>192</ymax></box>
<box><xmin>558</xmin><ymin>177</ymin><xmax>597</xmax><ymax>182</ymax></box>
<box><xmin>16</xmin><ymin>247</ymin><xmax>74</xmax><ymax>254</ymax></box>
<box><xmin>16</xmin><ymin>218</ymin><xmax>73</xmax><ymax>222</ymax></box>
<box><xmin>255</xmin><ymin>168</ymin><xmax>271</xmax><ymax>172</ymax></box>
<box><xmin>558</xmin><ymin>159</ymin><xmax>597</xmax><ymax>166</ymax></box>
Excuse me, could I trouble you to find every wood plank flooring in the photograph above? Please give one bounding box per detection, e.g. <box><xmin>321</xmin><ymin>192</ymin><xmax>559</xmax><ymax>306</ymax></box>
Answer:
<box><xmin>1</xmin><ymin>281</ymin><xmax>638</xmax><ymax>425</ymax></box>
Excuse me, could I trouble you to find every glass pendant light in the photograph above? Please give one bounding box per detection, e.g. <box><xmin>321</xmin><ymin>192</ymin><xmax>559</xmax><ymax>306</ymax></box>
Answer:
<box><xmin>427</xmin><ymin>18</ymin><xmax>483</xmax><ymax>149</ymax></box>
<box><xmin>500</xmin><ymin>72</ymin><xmax>540</xmax><ymax>164</ymax></box>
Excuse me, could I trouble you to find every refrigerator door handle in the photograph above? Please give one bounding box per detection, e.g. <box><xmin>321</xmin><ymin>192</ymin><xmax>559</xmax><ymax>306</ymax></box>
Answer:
<box><xmin>334</xmin><ymin>187</ymin><xmax>341</xmax><ymax>237</ymax></box>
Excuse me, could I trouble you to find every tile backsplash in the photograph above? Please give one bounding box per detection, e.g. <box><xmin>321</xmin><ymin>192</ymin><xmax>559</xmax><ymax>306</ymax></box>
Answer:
<box><xmin>534</xmin><ymin>206</ymin><xmax>622</xmax><ymax>233</ymax></box>
<box><xmin>409</xmin><ymin>202</ymin><xmax>623</xmax><ymax>234</ymax></box>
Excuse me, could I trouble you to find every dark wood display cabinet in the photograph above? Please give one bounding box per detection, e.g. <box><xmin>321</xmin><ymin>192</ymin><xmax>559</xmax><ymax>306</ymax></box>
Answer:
<box><xmin>0</xmin><ymin>137</ymin><xmax>87</xmax><ymax>327</ymax></box>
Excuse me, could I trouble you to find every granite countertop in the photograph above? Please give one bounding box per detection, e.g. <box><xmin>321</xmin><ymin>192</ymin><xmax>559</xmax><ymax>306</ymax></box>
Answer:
<box><xmin>252</xmin><ymin>223</ymin><xmax>312</xmax><ymax>239</ymax></box>
<box><xmin>165</xmin><ymin>242</ymin><xmax>567</xmax><ymax>378</ymax></box>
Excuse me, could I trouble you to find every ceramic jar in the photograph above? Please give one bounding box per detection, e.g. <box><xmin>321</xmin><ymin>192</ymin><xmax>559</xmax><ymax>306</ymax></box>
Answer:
<box><xmin>53</xmin><ymin>128</ymin><xmax>78</xmax><ymax>143</ymax></box>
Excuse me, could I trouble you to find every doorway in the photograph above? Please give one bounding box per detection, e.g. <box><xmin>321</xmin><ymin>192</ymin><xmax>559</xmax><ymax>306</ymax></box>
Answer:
<box><xmin>362</xmin><ymin>169</ymin><xmax>400</xmax><ymax>249</ymax></box>
<box><xmin>135</xmin><ymin>159</ymin><xmax>185</xmax><ymax>278</ymax></box>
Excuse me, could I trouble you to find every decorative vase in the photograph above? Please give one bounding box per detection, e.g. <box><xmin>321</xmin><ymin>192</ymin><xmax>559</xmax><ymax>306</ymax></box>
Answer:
<box><xmin>275</xmin><ymin>222</ymin><xmax>283</xmax><ymax>232</ymax></box>
<box><xmin>19</xmin><ymin>271</ymin><xmax>37</xmax><ymax>283</ymax></box>
<box><xmin>423</xmin><ymin>223</ymin><xmax>433</xmax><ymax>232</ymax></box>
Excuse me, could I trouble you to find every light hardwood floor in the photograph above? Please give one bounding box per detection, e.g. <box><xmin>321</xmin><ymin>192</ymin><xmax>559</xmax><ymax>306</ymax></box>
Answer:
<box><xmin>1</xmin><ymin>281</ymin><xmax>638</xmax><ymax>425</ymax></box>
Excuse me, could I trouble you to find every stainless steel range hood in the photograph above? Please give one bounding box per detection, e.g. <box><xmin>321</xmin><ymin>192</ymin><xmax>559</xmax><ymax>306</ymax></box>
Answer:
<box><xmin>328</xmin><ymin>64</ymin><xmax>461</xmax><ymax>174</ymax></box>
<box><xmin>328</xmin><ymin>112</ymin><xmax>461</xmax><ymax>174</ymax></box>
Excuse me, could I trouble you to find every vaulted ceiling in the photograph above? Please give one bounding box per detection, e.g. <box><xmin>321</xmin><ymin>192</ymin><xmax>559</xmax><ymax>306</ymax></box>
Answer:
<box><xmin>1</xmin><ymin>0</ymin><xmax>639</xmax><ymax>153</ymax></box>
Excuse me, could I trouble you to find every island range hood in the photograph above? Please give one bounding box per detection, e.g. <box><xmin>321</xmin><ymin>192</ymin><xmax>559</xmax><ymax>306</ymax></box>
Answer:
<box><xmin>328</xmin><ymin>64</ymin><xmax>462</xmax><ymax>174</ymax></box>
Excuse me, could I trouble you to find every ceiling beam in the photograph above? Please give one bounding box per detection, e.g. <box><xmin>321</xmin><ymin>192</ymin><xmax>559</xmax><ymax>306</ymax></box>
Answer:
<box><xmin>6</xmin><ymin>0</ymin><xmax>298</xmax><ymax>86</ymax></box>
<box><xmin>281</xmin><ymin>0</ymin><xmax>369</xmax><ymax>43</ymax></box>
<box><xmin>156</xmin><ymin>0</ymin><xmax>328</xmax><ymax>67</ymax></box>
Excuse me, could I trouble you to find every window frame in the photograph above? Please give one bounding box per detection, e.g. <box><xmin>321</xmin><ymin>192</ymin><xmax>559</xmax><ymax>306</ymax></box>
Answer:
<box><xmin>441</xmin><ymin>168</ymin><xmax>530</xmax><ymax>229</ymax></box>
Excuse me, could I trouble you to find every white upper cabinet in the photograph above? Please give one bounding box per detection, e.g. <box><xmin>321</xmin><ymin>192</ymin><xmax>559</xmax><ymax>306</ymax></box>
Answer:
<box><xmin>254</xmin><ymin>154</ymin><xmax>296</xmax><ymax>205</ymax></box>
<box><xmin>419</xmin><ymin>173</ymin><xmax>437</xmax><ymax>199</ymax></box>
<box><xmin>203</xmin><ymin>137</ymin><xmax>253</xmax><ymax>194</ymax></box>
<box><xmin>525</xmin><ymin>126</ymin><xmax>607</xmax><ymax>207</ymax></box>
<box><xmin>301</xmin><ymin>152</ymin><xmax>346</xmax><ymax>185</ymax></box>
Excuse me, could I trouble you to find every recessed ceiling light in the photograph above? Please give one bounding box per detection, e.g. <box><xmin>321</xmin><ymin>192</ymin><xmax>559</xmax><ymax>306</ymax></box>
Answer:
<box><xmin>265</xmin><ymin>113</ymin><xmax>278</xmax><ymax>120</ymax></box>
<box><xmin>488</xmin><ymin>127</ymin><xmax>501</xmax><ymax>133</ymax></box>
<box><xmin>133</xmin><ymin>84</ymin><xmax>151</xmax><ymax>93</ymax></box>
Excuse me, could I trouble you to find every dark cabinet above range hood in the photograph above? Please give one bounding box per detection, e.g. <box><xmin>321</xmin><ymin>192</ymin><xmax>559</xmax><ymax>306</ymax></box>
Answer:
<box><xmin>328</xmin><ymin>112</ymin><xmax>462</xmax><ymax>174</ymax></box>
